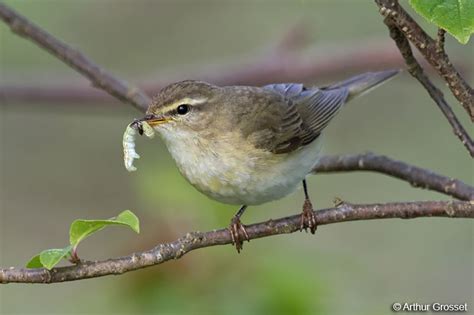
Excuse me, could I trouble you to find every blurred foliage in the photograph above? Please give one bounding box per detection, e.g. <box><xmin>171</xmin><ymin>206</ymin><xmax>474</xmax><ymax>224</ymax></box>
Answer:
<box><xmin>0</xmin><ymin>1</ymin><xmax>473</xmax><ymax>315</ymax></box>
<box><xmin>121</xmin><ymin>252</ymin><xmax>327</xmax><ymax>315</ymax></box>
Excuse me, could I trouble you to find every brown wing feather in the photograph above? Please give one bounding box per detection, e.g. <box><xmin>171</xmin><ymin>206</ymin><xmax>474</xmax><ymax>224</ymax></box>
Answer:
<box><xmin>256</xmin><ymin>71</ymin><xmax>399</xmax><ymax>153</ymax></box>
<box><xmin>231</xmin><ymin>85</ymin><xmax>306</xmax><ymax>154</ymax></box>
<box><xmin>261</xmin><ymin>83</ymin><xmax>349</xmax><ymax>154</ymax></box>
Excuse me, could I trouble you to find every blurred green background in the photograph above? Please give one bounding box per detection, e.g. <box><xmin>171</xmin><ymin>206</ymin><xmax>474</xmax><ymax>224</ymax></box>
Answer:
<box><xmin>0</xmin><ymin>1</ymin><xmax>473</xmax><ymax>314</ymax></box>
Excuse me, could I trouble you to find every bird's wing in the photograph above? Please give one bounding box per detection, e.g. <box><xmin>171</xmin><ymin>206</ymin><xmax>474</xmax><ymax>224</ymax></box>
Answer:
<box><xmin>261</xmin><ymin>83</ymin><xmax>349</xmax><ymax>153</ymax></box>
<box><xmin>234</xmin><ymin>84</ymin><xmax>309</xmax><ymax>154</ymax></box>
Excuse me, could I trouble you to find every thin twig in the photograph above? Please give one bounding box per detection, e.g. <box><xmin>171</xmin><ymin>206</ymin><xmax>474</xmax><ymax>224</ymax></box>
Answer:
<box><xmin>375</xmin><ymin>0</ymin><xmax>474</xmax><ymax>120</ymax></box>
<box><xmin>1</xmin><ymin>201</ymin><xmax>472</xmax><ymax>284</ymax></box>
<box><xmin>0</xmin><ymin>3</ymin><xmax>151</xmax><ymax>112</ymax></box>
<box><xmin>0</xmin><ymin>43</ymin><xmax>412</xmax><ymax>106</ymax></box>
<box><xmin>376</xmin><ymin>9</ymin><xmax>474</xmax><ymax>156</ymax></box>
<box><xmin>314</xmin><ymin>153</ymin><xmax>474</xmax><ymax>201</ymax></box>
<box><xmin>1</xmin><ymin>2</ymin><xmax>406</xmax><ymax>108</ymax></box>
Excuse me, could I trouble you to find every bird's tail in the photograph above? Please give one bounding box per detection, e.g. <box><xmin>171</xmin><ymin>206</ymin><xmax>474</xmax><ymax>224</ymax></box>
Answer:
<box><xmin>327</xmin><ymin>69</ymin><xmax>401</xmax><ymax>101</ymax></box>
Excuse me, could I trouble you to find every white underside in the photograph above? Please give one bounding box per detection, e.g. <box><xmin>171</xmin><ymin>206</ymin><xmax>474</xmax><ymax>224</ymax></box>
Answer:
<box><xmin>156</xmin><ymin>125</ymin><xmax>322</xmax><ymax>205</ymax></box>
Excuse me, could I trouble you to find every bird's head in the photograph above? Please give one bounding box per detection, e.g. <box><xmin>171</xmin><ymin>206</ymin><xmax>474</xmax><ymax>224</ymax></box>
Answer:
<box><xmin>143</xmin><ymin>80</ymin><xmax>223</xmax><ymax>135</ymax></box>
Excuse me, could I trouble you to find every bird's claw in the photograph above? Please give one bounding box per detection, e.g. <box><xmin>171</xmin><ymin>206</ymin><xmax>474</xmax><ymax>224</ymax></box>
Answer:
<box><xmin>229</xmin><ymin>216</ymin><xmax>249</xmax><ymax>253</ymax></box>
<box><xmin>300</xmin><ymin>198</ymin><xmax>317</xmax><ymax>234</ymax></box>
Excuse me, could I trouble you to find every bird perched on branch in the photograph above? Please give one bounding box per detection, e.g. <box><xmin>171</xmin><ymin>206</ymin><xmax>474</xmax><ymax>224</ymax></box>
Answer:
<box><xmin>132</xmin><ymin>70</ymin><xmax>399</xmax><ymax>252</ymax></box>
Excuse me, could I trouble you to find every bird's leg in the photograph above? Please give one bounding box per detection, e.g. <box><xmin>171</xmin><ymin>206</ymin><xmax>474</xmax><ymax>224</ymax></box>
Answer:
<box><xmin>300</xmin><ymin>179</ymin><xmax>317</xmax><ymax>234</ymax></box>
<box><xmin>229</xmin><ymin>205</ymin><xmax>249</xmax><ymax>253</ymax></box>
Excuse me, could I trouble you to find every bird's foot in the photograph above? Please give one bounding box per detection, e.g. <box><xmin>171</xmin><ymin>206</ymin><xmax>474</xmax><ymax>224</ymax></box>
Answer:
<box><xmin>229</xmin><ymin>215</ymin><xmax>249</xmax><ymax>253</ymax></box>
<box><xmin>300</xmin><ymin>198</ymin><xmax>317</xmax><ymax>234</ymax></box>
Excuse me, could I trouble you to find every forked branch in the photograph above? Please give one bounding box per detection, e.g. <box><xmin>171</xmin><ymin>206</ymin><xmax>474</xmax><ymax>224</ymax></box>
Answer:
<box><xmin>374</xmin><ymin>0</ymin><xmax>474</xmax><ymax>157</ymax></box>
<box><xmin>375</xmin><ymin>0</ymin><xmax>474</xmax><ymax>120</ymax></box>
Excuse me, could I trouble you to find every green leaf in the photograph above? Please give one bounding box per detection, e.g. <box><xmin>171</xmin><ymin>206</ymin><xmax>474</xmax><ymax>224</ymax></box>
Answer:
<box><xmin>409</xmin><ymin>0</ymin><xmax>474</xmax><ymax>44</ymax></box>
<box><xmin>26</xmin><ymin>255</ymin><xmax>43</xmax><ymax>269</ymax></box>
<box><xmin>39</xmin><ymin>246</ymin><xmax>73</xmax><ymax>270</ymax></box>
<box><xmin>69</xmin><ymin>210</ymin><xmax>140</xmax><ymax>246</ymax></box>
<box><xmin>25</xmin><ymin>210</ymin><xmax>140</xmax><ymax>269</ymax></box>
<box><xmin>26</xmin><ymin>246</ymin><xmax>73</xmax><ymax>270</ymax></box>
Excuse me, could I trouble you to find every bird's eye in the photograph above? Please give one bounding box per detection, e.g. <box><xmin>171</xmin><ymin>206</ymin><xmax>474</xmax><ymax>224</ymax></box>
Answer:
<box><xmin>176</xmin><ymin>104</ymin><xmax>190</xmax><ymax>115</ymax></box>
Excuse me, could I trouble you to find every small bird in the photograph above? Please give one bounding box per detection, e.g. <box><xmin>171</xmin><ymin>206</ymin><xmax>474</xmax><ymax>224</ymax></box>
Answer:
<box><xmin>136</xmin><ymin>70</ymin><xmax>399</xmax><ymax>252</ymax></box>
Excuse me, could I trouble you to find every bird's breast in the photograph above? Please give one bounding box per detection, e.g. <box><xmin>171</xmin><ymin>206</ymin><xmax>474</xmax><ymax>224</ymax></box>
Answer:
<box><xmin>157</xmin><ymin>126</ymin><xmax>321</xmax><ymax>205</ymax></box>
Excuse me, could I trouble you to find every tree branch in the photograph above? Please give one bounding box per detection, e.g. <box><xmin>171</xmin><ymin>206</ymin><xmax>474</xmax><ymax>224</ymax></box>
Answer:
<box><xmin>0</xmin><ymin>3</ymin><xmax>150</xmax><ymax>112</ymax></box>
<box><xmin>1</xmin><ymin>201</ymin><xmax>472</xmax><ymax>284</ymax></box>
<box><xmin>375</xmin><ymin>0</ymin><xmax>474</xmax><ymax>120</ymax></box>
<box><xmin>0</xmin><ymin>43</ymin><xmax>412</xmax><ymax>105</ymax></box>
<box><xmin>374</xmin><ymin>1</ymin><xmax>474</xmax><ymax>157</ymax></box>
<box><xmin>313</xmin><ymin>153</ymin><xmax>474</xmax><ymax>201</ymax></box>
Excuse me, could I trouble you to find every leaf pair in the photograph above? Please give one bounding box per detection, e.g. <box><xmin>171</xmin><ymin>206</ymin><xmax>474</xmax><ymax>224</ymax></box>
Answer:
<box><xmin>27</xmin><ymin>210</ymin><xmax>140</xmax><ymax>270</ymax></box>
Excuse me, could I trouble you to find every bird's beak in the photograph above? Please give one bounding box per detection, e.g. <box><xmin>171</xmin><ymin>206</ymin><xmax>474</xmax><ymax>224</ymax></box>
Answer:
<box><xmin>142</xmin><ymin>114</ymin><xmax>170</xmax><ymax>126</ymax></box>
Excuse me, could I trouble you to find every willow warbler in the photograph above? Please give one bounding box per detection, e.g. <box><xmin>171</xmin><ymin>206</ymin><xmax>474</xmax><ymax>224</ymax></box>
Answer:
<box><xmin>131</xmin><ymin>70</ymin><xmax>399</xmax><ymax>251</ymax></box>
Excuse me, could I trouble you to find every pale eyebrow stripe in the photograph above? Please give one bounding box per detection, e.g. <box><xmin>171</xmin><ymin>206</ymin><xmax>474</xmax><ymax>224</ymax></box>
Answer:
<box><xmin>160</xmin><ymin>97</ymin><xmax>207</xmax><ymax>113</ymax></box>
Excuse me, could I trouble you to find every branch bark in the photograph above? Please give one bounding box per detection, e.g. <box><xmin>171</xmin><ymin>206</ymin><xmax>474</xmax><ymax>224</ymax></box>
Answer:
<box><xmin>0</xmin><ymin>3</ymin><xmax>150</xmax><ymax>112</ymax></box>
<box><xmin>314</xmin><ymin>153</ymin><xmax>474</xmax><ymax>201</ymax></box>
<box><xmin>375</xmin><ymin>0</ymin><xmax>474</xmax><ymax>120</ymax></box>
<box><xmin>374</xmin><ymin>1</ymin><xmax>474</xmax><ymax>157</ymax></box>
<box><xmin>1</xmin><ymin>201</ymin><xmax>472</xmax><ymax>284</ymax></box>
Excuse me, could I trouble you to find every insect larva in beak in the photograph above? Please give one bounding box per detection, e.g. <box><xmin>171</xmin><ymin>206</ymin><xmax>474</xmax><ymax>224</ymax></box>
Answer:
<box><xmin>123</xmin><ymin>121</ymin><xmax>155</xmax><ymax>172</ymax></box>
<box><xmin>141</xmin><ymin>121</ymin><xmax>156</xmax><ymax>138</ymax></box>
